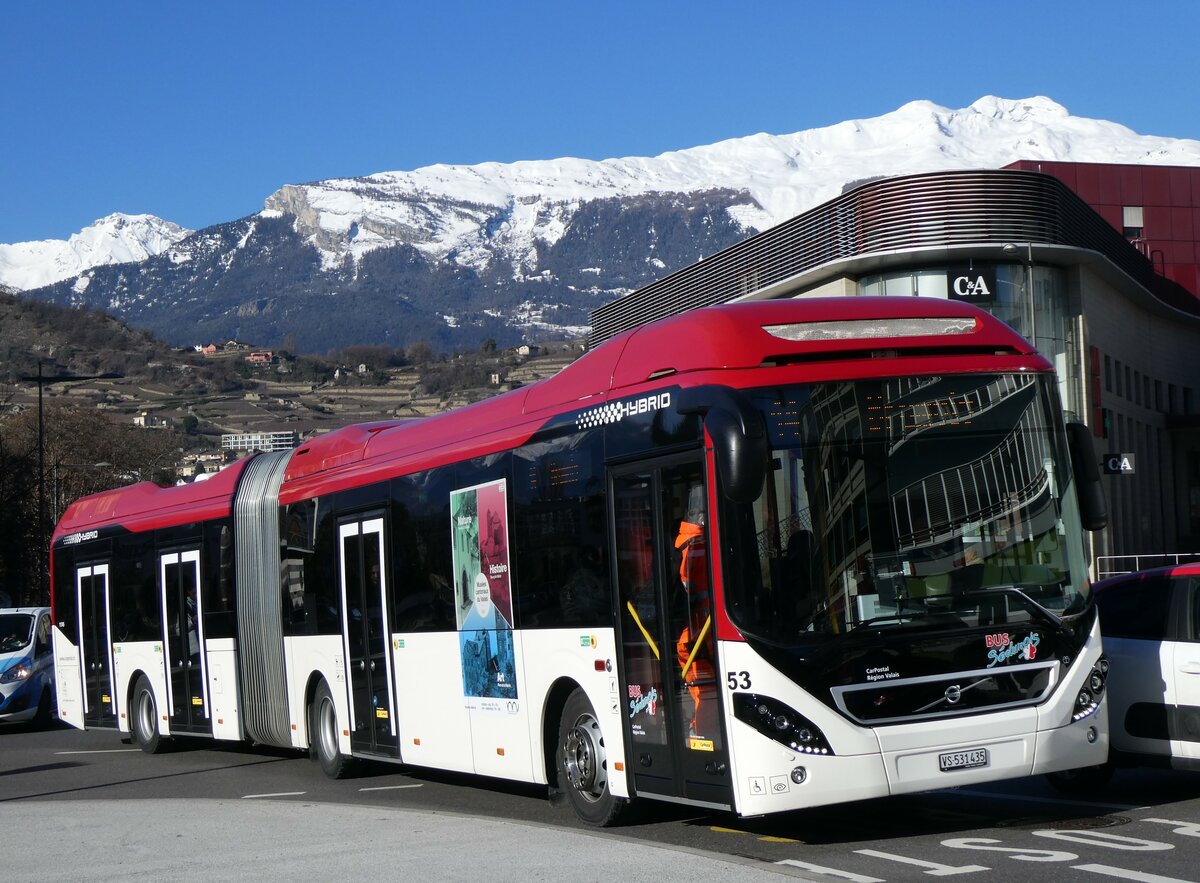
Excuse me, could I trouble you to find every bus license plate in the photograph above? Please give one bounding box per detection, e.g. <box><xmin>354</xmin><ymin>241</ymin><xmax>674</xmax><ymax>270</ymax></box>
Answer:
<box><xmin>939</xmin><ymin>748</ymin><xmax>989</xmax><ymax>772</ymax></box>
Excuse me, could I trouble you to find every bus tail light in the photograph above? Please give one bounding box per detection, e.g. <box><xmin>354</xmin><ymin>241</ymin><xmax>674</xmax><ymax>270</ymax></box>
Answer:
<box><xmin>732</xmin><ymin>693</ymin><xmax>833</xmax><ymax>755</ymax></box>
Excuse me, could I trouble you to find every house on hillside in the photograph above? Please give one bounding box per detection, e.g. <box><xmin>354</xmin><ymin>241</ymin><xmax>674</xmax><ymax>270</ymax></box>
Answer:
<box><xmin>133</xmin><ymin>411</ymin><xmax>168</xmax><ymax>429</ymax></box>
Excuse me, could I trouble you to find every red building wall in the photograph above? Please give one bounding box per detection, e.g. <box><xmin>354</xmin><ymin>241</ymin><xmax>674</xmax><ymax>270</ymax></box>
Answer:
<box><xmin>1006</xmin><ymin>161</ymin><xmax>1200</xmax><ymax>300</ymax></box>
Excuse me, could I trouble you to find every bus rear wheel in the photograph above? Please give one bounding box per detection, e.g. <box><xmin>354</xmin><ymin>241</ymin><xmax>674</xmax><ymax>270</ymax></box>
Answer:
<box><xmin>310</xmin><ymin>680</ymin><xmax>352</xmax><ymax>779</ymax></box>
<box><xmin>556</xmin><ymin>688</ymin><xmax>627</xmax><ymax>826</ymax></box>
<box><xmin>131</xmin><ymin>675</ymin><xmax>167</xmax><ymax>754</ymax></box>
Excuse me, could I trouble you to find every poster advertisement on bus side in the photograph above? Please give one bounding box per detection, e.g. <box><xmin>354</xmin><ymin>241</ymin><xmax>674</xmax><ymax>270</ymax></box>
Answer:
<box><xmin>450</xmin><ymin>477</ymin><xmax>518</xmax><ymax>708</ymax></box>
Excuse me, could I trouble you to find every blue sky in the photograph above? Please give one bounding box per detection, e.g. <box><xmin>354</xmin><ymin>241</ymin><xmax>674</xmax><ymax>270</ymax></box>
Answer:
<box><xmin>3</xmin><ymin>1</ymin><xmax>1198</xmax><ymax>244</ymax></box>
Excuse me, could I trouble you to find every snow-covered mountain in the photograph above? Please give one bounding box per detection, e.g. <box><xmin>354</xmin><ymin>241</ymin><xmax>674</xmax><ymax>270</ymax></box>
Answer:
<box><xmin>261</xmin><ymin>96</ymin><xmax>1200</xmax><ymax>275</ymax></box>
<box><xmin>13</xmin><ymin>96</ymin><xmax>1200</xmax><ymax>353</ymax></box>
<box><xmin>0</xmin><ymin>213</ymin><xmax>190</xmax><ymax>291</ymax></box>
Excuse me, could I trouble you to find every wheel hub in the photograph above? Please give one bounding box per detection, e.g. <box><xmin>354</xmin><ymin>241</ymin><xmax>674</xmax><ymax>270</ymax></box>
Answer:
<box><xmin>563</xmin><ymin>715</ymin><xmax>607</xmax><ymax>800</ymax></box>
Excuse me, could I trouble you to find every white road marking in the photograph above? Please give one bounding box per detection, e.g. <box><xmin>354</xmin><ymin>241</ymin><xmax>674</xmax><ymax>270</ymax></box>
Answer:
<box><xmin>776</xmin><ymin>859</ymin><xmax>883</xmax><ymax>881</ymax></box>
<box><xmin>1072</xmin><ymin>863</ymin><xmax>1198</xmax><ymax>883</ymax></box>
<box><xmin>241</xmin><ymin>791</ymin><xmax>306</xmax><ymax>799</ymax></box>
<box><xmin>854</xmin><ymin>849</ymin><xmax>988</xmax><ymax>875</ymax></box>
<box><xmin>54</xmin><ymin>749</ymin><xmax>141</xmax><ymax>755</ymax></box>
<box><xmin>358</xmin><ymin>784</ymin><xmax>424</xmax><ymax>792</ymax></box>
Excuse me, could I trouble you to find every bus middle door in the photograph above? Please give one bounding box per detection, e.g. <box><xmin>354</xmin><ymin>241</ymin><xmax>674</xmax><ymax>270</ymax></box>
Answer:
<box><xmin>339</xmin><ymin>516</ymin><xmax>399</xmax><ymax>757</ymax></box>
<box><xmin>159</xmin><ymin>550</ymin><xmax>209</xmax><ymax>733</ymax></box>
<box><xmin>612</xmin><ymin>457</ymin><xmax>731</xmax><ymax>810</ymax></box>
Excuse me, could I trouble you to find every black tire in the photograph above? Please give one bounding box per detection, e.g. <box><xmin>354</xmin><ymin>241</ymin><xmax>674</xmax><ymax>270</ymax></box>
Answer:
<box><xmin>131</xmin><ymin>675</ymin><xmax>167</xmax><ymax>754</ymax></box>
<box><xmin>310</xmin><ymin>680</ymin><xmax>352</xmax><ymax>779</ymax></box>
<box><xmin>1046</xmin><ymin>761</ymin><xmax>1115</xmax><ymax>797</ymax></box>
<box><xmin>33</xmin><ymin>686</ymin><xmax>53</xmax><ymax>728</ymax></box>
<box><xmin>556</xmin><ymin>688</ymin><xmax>627</xmax><ymax>826</ymax></box>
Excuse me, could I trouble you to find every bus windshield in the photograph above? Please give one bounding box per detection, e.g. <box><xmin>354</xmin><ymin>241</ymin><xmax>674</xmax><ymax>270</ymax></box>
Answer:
<box><xmin>722</xmin><ymin>373</ymin><xmax>1092</xmax><ymax>647</ymax></box>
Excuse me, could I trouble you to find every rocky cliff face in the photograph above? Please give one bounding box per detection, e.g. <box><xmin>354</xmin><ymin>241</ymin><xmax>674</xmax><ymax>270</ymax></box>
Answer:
<box><xmin>27</xmin><ymin>190</ymin><xmax>750</xmax><ymax>353</ymax></box>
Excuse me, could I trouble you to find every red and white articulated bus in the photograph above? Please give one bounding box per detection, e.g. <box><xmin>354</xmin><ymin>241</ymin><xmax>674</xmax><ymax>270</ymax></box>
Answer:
<box><xmin>51</xmin><ymin>297</ymin><xmax>1109</xmax><ymax>825</ymax></box>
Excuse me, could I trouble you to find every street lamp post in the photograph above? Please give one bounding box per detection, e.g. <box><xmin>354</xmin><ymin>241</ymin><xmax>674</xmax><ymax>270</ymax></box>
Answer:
<box><xmin>18</xmin><ymin>365</ymin><xmax>122</xmax><ymax>605</ymax></box>
<box><xmin>1002</xmin><ymin>242</ymin><xmax>1036</xmax><ymax>348</ymax></box>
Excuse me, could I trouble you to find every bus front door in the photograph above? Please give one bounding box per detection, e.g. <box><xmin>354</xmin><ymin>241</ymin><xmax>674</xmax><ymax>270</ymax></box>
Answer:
<box><xmin>612</xmin><ymin>458</ymin><xmax>731</xmax><ymax>810</ymax></box>
<box><xmin>159</xmin><ymin>550</ymin><xmax>209</xmax><ymax>733</ymax></box>
<box><xmin>76</xmin><ymin>563</ymin><xmax>117</xmax><ymax>729</ymax></box>
<box><xmin>339</xmin><ymin>517</ymin><xmax>399</xmax><ymax>757</ymax></box>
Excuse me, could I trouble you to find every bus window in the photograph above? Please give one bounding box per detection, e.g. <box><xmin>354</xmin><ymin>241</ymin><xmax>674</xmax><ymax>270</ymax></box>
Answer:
<box><xmin>513</xmin><ymin>429</ymin><xmax>608</xmax><ymax>628</ymax></box>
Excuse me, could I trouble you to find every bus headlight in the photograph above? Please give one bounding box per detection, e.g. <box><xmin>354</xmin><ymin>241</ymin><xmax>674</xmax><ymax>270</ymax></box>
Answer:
<box><xmin>733</xmin><ymin>693</ymin><xmax>834</xmax><ymax>755</ymax></box>
<box><xmin>1070</xmin><ymin>656</ymin><xmax>1108</xmax><ymax>723</ymax></box>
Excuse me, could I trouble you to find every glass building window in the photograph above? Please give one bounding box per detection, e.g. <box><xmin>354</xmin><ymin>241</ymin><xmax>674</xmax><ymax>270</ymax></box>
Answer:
<box><xmin>1123</xmin><ymin>206</ymin><xmax>1144</xmax><ymax>239</ymax></box>
<box><xmin>859</xmin><ymin>264</ymin><xmax>1078</xmax><ymax>421</ymax></box>
<box><xmin>859</xmin><ymin>269</ymin><xmax>948</xmax><ymax>298</ymax></box>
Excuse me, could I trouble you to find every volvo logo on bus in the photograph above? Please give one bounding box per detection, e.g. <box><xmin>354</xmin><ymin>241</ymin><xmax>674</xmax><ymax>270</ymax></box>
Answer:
<box><xmin>944</xmin><ymin>684</ymin><xmax>963</xmax><ymax>705</ymax></box>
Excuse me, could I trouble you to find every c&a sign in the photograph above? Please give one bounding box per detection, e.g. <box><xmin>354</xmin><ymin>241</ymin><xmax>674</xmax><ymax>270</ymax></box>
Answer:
<box><xmin>948</xmin><ymin>265</ymin><xmax>997</xmax><ymax>304</ymax></box>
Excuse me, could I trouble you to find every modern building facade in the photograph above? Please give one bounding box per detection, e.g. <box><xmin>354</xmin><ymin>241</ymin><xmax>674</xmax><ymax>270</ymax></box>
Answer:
<box><xmin>220</xmin><ymin>430</ymin><xmax>300</xmax><ymax>454</ymax></box>
<box><xmin>590</xmin><ymin>166</ymin><xmax>1200</xmax><ymax>565</ymax></box>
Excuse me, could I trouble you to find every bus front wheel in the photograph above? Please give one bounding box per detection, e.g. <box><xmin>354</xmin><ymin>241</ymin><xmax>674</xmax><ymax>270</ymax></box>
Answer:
<box><xmin>310</xmin><ymin>680</ymin><xmax>352</xmax><ymax>779</ymax></box>
<box><xmin>556</xmin><ymin>688</ymin><xmax>627</xmax><ymax>826</ymax></box>
<box><xmin>131</xmin><ymin>675</ymin><xmax>167</xmax><ymax>754</ymax></box>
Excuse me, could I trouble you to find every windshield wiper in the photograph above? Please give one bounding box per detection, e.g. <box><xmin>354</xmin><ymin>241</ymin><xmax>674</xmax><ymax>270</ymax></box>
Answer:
<box><xmin>849</xmin><ymin>609</ymin><xmax>953</xmax><ymax>633</ymax></box>
<box><xmin>964</xmin><ymin>585</ymin><xmax>1063</xmax><ymax>628</ymax></box>
<box><xmin>852</xmin><ymin>614</ymin><xmax>914</xmax><ymax>630</ymax></box>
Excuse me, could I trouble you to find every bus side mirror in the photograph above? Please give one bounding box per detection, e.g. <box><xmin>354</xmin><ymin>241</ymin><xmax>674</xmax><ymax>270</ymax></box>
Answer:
<box><xmin>1065</xmin><ymin>421</ymin><xmax>1108</xmax><ymax>531</ymax></box>
<box><xmin>676</xmin><ymin>386</ymin><xmax>768</xmax><ymax>504</ymax></box>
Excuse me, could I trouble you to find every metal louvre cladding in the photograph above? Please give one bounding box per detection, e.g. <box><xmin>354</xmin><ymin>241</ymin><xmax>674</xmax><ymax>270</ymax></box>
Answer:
<box><xmin>590</xmin><ymin>169</ymin><xmax>1171</xmax><ymax>345</ymax></box>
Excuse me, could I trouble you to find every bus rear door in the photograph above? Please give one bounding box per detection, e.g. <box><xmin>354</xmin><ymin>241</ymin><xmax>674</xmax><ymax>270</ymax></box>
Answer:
<box><xmin>75</xmin><ymin>562</ymin><xmax>117</xmax><ymax>729</ymax></box>
<box><xmin>611</xmin><ymin>457</ymin><xmax>731</xmax><ymax>810</ymax></box>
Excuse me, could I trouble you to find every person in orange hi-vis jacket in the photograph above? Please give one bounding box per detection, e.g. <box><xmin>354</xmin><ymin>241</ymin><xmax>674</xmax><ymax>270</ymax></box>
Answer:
<box><xmin>675</xmin><ymin>514</ymin><xmax>716</xmax><ymax>740</ymax></box>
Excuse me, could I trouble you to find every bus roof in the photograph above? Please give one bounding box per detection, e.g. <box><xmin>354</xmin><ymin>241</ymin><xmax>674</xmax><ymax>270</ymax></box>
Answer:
<box><xmin>55</xmin><ymin>297</ymin><xmax>1044</xmax><ymax>526</ymax></box>
<box><xmin>279</xmin><ymin>297</ymin><xmax>1042</xmax><ymax>494</ymax></box>
<box><xmin>53</xmin><ymin>456</ymin><xmax>254</xmax><ymax>540</ymax></box>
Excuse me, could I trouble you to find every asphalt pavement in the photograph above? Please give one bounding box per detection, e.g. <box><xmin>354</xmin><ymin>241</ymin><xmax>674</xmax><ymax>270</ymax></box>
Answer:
<box><xmin>3</xmin><ymin>798</ymin><xmax>808</xmax><ymax>881</ymax></box>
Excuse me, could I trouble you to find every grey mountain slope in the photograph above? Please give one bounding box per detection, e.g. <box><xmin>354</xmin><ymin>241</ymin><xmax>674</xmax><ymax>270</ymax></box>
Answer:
<box><xmin>26</xmin><ymin>190</ymin><xmax>748</xmax><ymax>353</ymax></box>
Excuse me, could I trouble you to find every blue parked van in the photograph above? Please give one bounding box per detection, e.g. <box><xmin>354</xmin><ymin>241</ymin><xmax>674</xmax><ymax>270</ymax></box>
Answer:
<box><xmin>0</xmin><ymin>607</ymin><xmax>55</xmax><ymax>726</ymax></box>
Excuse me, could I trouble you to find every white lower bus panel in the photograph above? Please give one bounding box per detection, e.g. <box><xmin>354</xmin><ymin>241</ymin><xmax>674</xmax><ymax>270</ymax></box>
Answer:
<box><xmin>204</xmin><ymin>638</ymin><xmax>242</xmax><ymax>741</ymax></box>
<box><xmin>516</xmin><ymin>628</ymin><xmax>626</xmax><ymax>796</ymax></box>
<box><xmin>283</xmin><ymin>633</ymin><xmax>349</xmax><ymax>752</ymax></box>
<box><xmin>112</xmin><ymin>640</ymin><xmax>169</xmax><ymax>736</ymax></box>
<box><xmin>719</xmin><ymin>618</ymin><xmax>1108</xmax><ymax>816</ymax></box>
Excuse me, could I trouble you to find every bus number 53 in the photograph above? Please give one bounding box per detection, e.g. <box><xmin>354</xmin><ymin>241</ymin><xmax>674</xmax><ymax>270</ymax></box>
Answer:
<box><xmin>727</xmin><ymin>671</ymin><xmax>751</xmax><ymax>690</ymax></box>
